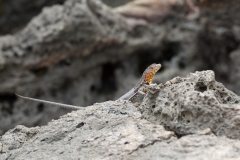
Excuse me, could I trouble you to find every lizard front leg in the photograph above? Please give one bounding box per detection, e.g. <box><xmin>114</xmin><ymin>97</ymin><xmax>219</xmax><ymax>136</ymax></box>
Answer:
<box><xmin>130</xmin><ymin>83</ymin><xmax>158</xmax><ymax>102</ymax></box>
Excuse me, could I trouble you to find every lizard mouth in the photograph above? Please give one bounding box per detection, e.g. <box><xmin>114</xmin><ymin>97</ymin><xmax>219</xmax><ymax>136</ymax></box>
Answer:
<box><xmin>145</xmin><ymin>63</ymin><xmax>161</xmax><ymax>84</ymax></box>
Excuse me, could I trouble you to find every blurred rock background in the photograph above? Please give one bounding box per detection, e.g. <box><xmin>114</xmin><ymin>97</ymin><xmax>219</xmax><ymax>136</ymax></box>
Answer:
<box><xmin>0</xmin><ymin>0</ymin><xmax>239</xmax><ymax>135</ymax></box>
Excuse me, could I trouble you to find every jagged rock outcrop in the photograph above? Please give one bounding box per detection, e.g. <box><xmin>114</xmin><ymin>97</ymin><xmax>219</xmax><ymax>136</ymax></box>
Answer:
<box><xmin>1</xmin><ymin>0</ymin><xmax>240</xmax><ymax>141</ymax></box>
<box><xmin>0</xmin><ymin>0</ymin><xmax>199</xmax><ymax>135</ymax></box>
<box><xmin>1</xmin><ymin>71</ymin><xmax>240</xmax><ymax>159</ymax></box>
<box><xmin>140</xmin><ymin>70</ymin><xmax>240</xmax><ymax>138</ymax></box>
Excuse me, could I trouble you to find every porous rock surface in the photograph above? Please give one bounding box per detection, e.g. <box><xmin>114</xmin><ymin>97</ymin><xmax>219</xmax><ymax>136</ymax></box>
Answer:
<box><xmin>0</xmin><ymin>0</ymin><xmax>173</xmax><ymax>134</ymax></box>
<box><xmin>0</xmin><ymin>101</ymin><xmax>175</xmax><ymax>159</ymax></box>
<box><xmin>1</xmin><ymin>0</ymin><xmax>240</xmax><ymax>137</ymax></box>
<box><xmin>1</xmin><ymin>70</ymin><xmax>240</xmax><ymax>159</ymax></box>
<box><xmin>140</xmin><ymin>70</ymin><xmax>240</xmax><ymax>138</ymax></box>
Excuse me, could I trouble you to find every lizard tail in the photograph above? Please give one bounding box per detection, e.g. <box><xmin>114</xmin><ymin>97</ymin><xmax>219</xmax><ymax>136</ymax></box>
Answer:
<box><xmin>15</xmin><ymin>93</ymin><xmax>83</xmax><ymax>110</ymax></box>
<box><xmin>118</xmin><ymin>88</ymin><xmax>135</xmax><ymax>100</ymax></box>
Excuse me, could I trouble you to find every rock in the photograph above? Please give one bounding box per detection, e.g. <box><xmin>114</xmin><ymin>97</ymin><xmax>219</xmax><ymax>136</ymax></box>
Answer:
<box><xmin>0</xmin><ymin>101</ymin><xmax>175</xmax><ymax>159</ymax></box>
<box><xmin>0</xmin><ymin>0</ymin><xmax>65</xmax><ymax>35</ymax></box>
<box><xmin>1</xmin><ymin>70</ymin><xmax>240</xmax><ymax>159</ymax></box>
<box><xmin>1</xmin><ymin>0</ymin><xmax>240</xmax><ymax>143</ymax></box>
<box><xmin>140</xmin><ymin>70</ymin><xmax>240</xmax><ymax>139</ymax></box>
<box><xmin>0</xmin><ymin>0</ymin><xmax>167</xmax><ymax>134</ymax></box>
<box><xmin>129</xmin><ymin>134</ymin><xmax>240</xmax><ymax>160</ymax></box>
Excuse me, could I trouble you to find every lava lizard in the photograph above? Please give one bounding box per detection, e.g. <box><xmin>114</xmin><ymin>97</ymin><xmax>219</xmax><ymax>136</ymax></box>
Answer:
<box><xmin>16</xmin><ymin>63</ymin><xmax>161</xmax><ymax>110</ymax></box>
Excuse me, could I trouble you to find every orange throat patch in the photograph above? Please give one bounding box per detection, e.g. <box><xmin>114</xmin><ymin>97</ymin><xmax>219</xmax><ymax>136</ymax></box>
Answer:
<box><xmin>145</xmin><ymin>64</ymin><xmax>161</xmax><ymax>84</ymax></box>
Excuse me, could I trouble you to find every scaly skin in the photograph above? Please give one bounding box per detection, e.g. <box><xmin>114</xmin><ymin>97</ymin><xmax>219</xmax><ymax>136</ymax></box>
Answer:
<box><xmin>144</xmin><ymin>63</ymin><xmax>162</xmax><ymax>84</ymax></box>
<box><xmin>16</xmin><ymin>63</ymin><xmax>161</xmax><ymax>109</ymax></box>
<box><xmin>119</xmin><ymin>63</ymin><xmax>161</xmax><ymax>100</ymax></box>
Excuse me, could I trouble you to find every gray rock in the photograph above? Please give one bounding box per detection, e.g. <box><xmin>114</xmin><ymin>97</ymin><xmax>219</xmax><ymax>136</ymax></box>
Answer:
<box><xmin>0</xmin><ymin>0</ymin><xmax>65</xmax><ymax>35</ymax></box>
<box><xmin>1</xmin><ymin>70</ymin><xmax>240</xmax><ymax>159</ymax></box>
<box><xmin>1</xmin><ymin>0</ymin><xmax>240</xmax><ymax>145</ymax></box>
<box><xmin>140</xmin><ymin>70</ymin><xmax>240</xmax><ymax>139</ymax></box>
<box><xmin>0</xmin><ymin>0</ymin><xmax>170</xmax><ymax>134</ymax></box>
<box><xmin>0</xmin><ymin>101</ymin><xmax>175</xmax><ymax>159</ymax></box>
<box><xmin>129</xmin><ymin>133</ymin><xmax>240</xmax><ymax>160</ymax></box>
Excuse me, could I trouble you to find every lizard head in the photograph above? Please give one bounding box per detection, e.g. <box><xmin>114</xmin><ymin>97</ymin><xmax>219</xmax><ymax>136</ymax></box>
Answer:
<box><xmin>144</xmin><ymin>63</ymin><xmax>161</xmax><ymax>84</ymax></box>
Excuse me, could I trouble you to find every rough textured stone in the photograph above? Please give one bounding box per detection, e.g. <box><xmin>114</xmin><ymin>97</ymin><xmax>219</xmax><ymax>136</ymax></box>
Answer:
<box><xmin>0</xmin><ymin>101</ymin><xmax>175</xmax><ymax>159</ymax></box>
<box><xmin>128</xmin><ymin>133</ymin><xmax>240</xmax><ymax>160</ymax></box>
<box><xmin>1</xmin><ymin>0</ymin><xmax>240</xmax><ymax>141</ymax></box>
<box><xmin>1</xmin><ymin>70</ymin><xmax>240</xmax><ymax>159</ymax></box>
<box><xmin>140</xmin><ymin>70</ymin><xmax>240</xmax><ymax>139</ymax></box>
<box><xmin>0</xmin><ymin>0</ymin><xmax>190</xmax><ymax>134</ymax></box>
